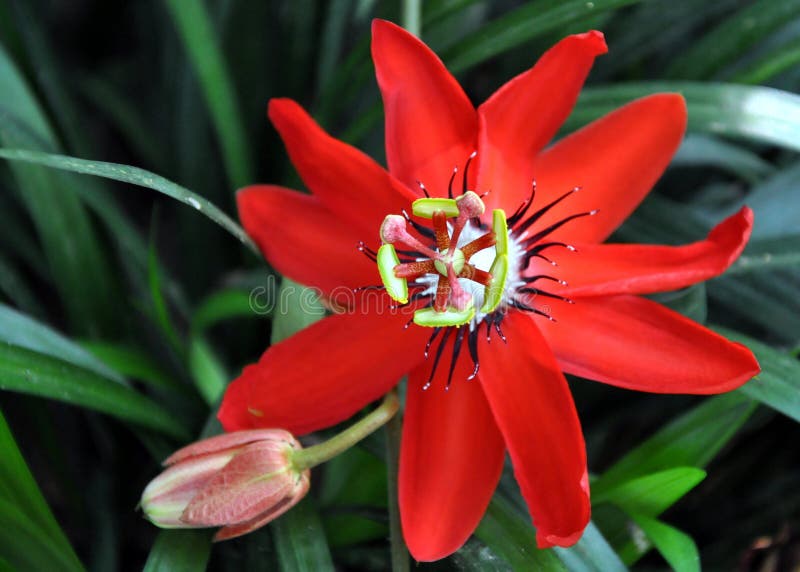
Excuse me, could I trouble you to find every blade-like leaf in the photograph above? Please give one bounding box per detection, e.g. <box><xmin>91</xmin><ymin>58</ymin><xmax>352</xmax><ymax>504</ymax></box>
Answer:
<box><xmin>441</xmin><ymin>0</ymin><xmax>644</xmax><ymax>74</ymax></box>
<box><xmin>164</xmin><ymin>0</ymin><xmax>253</xmax><ymax>189</ymax></box>
<box><xmin>475</xmin><ymin>496</ymin><xmax>567</xmax><ymax>571</ymax></box>
<box><xmin>592</xmin><ymin>467</ymin><xmax>707</xmax><ymax>516</ymax></box>
<box><xmin>629</xmin><ymin>515</ymin><xmax>700</xmax><ymax>572</ymax></box>
<box><xmin>0</xmin><ymin>303</ymin><xmax>124</xmax><ymax>383</ymax></box>
<box><xmin>665</xmin><ymin>0</ymin><xmax>800</xmax><ymax>80</ymax></box>
<box><xmin>568</xmin><ymin>82</ymin><xmax>800</xmax><ymax>153</ymax></box>
<box><xmin>0</xmin><ymin>148</ymin><xmax>258</xmax><ymax>254</ymax></box>
<box><xmin>0</xmin><ymin>409</ymin><xmax>84</xmax><ymax>572</ymax></box>
<box><xmin>142</xmin><ymin>530</ymin><xmax>214</xmax><ymax>572</ymax></box>
<box><xmin>717</xmin><ymin>327</ymin><xmax>800</xmax><ymax>423</ymax></box>
<box><xmin>0</xmin><ymin>45</ymin><xmax>117</xmax><ymax>336</ymax></box>
<box><xmin>0</xmin><ymin>343</ymin><xmax>190</xmax><ymax>440</ymax></box>
<box><xmin>271</xmin><ymin>497</ymin><xmax>335</xmax><ymax>572</ymax></box>
<box><xmin>593</xmin><ymin>393</ymin><xmax>756</xmax><ymax>495</ymax></box>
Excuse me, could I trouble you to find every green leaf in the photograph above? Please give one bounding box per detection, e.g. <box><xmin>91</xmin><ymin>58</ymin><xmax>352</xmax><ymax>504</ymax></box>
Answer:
<box><xmin>475</xmin><ymin>496</ymin><xmax>566</xmax><ymax>571</ymax></box>
<box><xmin>441</xmin><ymin>0</ymin><xmax>644</xmax><ymax>74</ymax></box>
<box><xmin>568</xmin><ymin>82</ymin><xmax>800</xmax><ymax>153</ymax></box>
<box><xmin>0</xmin><ymin>342</ymin><xmax>190</xmax><ymax>440</ymax></box>
<box><xmin>665</xmin><ymin>0</ymin><xmax>800</xmax><ymax>80</ymax></box>
<box><xmin>0</xmin><ymin>45</ymin><xmax>117</xmax><ymax>336</ymax></box>
<box><xmin>164</xmin><ymin>0</ymin><xmax>253</xmax><ymax>189</ymax></box>
<box><xmin>142</xmin><ymin>530</ymin><xmax>214</xmax><ymax>572</ymax></box>
<box><xmin>0</xmin><ymin>409</ymin><xmax>84</xmax><ymax>572</ymax></box>
<box><xmin>453</xmin><ymin>539</ymin><xmax>513</xmax><ymax>572</ymax></box>
<box><xmin>0</xmin><ymin>147</ymin><xmax>258</xmax><ymax>254</ymax></box>
<box><xmin>0</xmin><ymin>499</ymin><xmax>84</xmax><ymax>572</ymax></box>
<box><xmin>270</xmin><ymin>278</ymin><xmax>326</xmax><ymax>344</ymax></box>
<box><xmin>553</xmin><ymin>521</ymin><xmax>628</xmax><ymax>572</ymax></box>
<box><xmin>716</xmin><ymin>326</ymin><xmax>800</xmax><ymax>423</ymax></box>
<box><xmin>79</xmin><ymin>341</ymin><xmax>186</xmax><ymax>394</ymax></box>
<box><xmin>0</xmin><ymin>303</ymin><xmax>124</xmax><ymax>383</ymax></box>
<box><xmin>732</xmin><ymin>45</ymin><xmax>800</xmax><ymax>85</ymax></box>
<box><xmin>192</xmin><ymin>288</ymin><xmax>262</xmax><ymax>333</ymax></box>
<box><xmin>593</xmin><ymin>467</ymin><xmax>707</xmax><ymax>516</ymax></box>
<box><xmin>727</xmin><ymin>235</ymin><xmax>800</xmax><ymax>275</ymax></box>
<box><xmin>189</xmin><ymin>335</ymin><xmax>228</xmax><ymax>406</ymax></box>
<box><xmin>649</xmin><ymin>283</ymin><xmax>707</xmax><ymax>324</ymax></box>
<box><xmin>271</xmin><ymin>497</ymin><xmax>335</xmax><ymax>572</ymax></box>
<box><xmin>148</xmin><ymin>224</ymin><xmax>184</xmax><ymax>356</ymax></box>
<box><xmin>629</xmin><ymin>515</ymin><xmax>700</xmax><ymax>572</ymax></box>
<box><xmin>593</xmin><ymin>393</ymin><xmax>756</xmax><ymax>495</ymax></box>
<box><xmin>0</xmin><ymin>252</ymin><xmax>40</xmax><ymax>317</ymax></box>
<box><xmin>672</xmin><ymin>134</ymin><xmax>774</xmax><ymax>183</ymax></box>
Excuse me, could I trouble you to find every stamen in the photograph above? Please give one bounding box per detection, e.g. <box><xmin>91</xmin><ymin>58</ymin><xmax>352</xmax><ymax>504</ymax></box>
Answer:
<box><xmin>432</xmin><ymin>210</ymin><xmax>450</xmax><ymax>251</ymax></box>
<box><xmin>423</xmin><ymin>327</ymin><xmax>453</xmax><ymax>390</ymax></box>
<box><xmin>461</xmin><ymin>232</ymin><xmax>497</xmax><ymax>259</ymax></box>
<box><xmin>394</xmin><ymin>260</ymin><xmax>436</xmax><ymax>279</ymax></box>
<box><xmin>416</xmin><ymin>180</ymin><xmax>430</xmax><ymax>198</ymax></box>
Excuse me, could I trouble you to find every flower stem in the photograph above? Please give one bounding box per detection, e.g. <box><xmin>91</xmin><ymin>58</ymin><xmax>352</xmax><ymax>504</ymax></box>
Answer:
<box><xmin>385</xmin><ymin>400</ymin><xmax>410</xmax><ymax>572</ymax></box>
<box><xmin>402</xmin><ymin>0</ymin><xmax>421</xmax><ymax>37</ymax></box>
<box><xmin>291</xmin><ymin>391</ymin><xmax>400</xmax><ymax>471</ymax></box>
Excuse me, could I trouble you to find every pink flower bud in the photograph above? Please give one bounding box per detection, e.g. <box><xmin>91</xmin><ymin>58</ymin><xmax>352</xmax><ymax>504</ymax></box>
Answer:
<box><xmin>140</xmin><ymin>429</ymin><xmax>310</xmax><ymax>541</ymax></box>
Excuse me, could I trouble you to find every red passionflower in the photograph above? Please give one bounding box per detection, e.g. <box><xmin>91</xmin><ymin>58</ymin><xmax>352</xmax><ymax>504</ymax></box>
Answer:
<box><xmin>219</xmin><ymin>20</ymin><xmax>760</xmax><ymax>560</ymax></box>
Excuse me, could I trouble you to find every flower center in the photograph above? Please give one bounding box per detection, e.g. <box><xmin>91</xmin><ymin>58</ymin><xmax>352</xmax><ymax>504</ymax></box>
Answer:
<box><xmin>377</xmin><ymin>190</ymin><xmax>509</xmax><ymax>327</ymax></box>
<box><xmin>357</xmin><ymin>153</ymin><xmax>598</xmax><ymax>390</ymax></box>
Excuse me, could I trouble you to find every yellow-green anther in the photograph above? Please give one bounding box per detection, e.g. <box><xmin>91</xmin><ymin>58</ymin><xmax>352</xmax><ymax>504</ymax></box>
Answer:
<box><xmin>481</xmin><ymin>254</ymin><xmax>508</xmax><ymax>314</ymax></box>
<box><xmin>493</xmin><ymin>209</ymin><xmax>508</xmax><ymax>255</ymax></box>
<box><xmin>413</xmin><ymin>304</ymin><xmax>475</xmax><ymax>327</ymax></box>
<box><xmin>377</xmin><ymin>244</ymin><xmax>408</xmax><ymax>304</ymax></box>
<box><xmin>412</xmin><ymin>198</ymin><xmax>459</xmax><ymax>219</ymax></box>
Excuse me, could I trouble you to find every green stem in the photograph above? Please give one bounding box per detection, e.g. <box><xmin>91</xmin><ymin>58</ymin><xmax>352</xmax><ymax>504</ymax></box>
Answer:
<box><xmin>292</xmin><ymin>391</ymin><xmax>400</xmax><ymax>471</ymax></box>
<box><xmin>385</xmin><ymin>400</ymin><xmax>410</xmax><ymax>571</ymax></box>
<box><xmin>402</xmin><ymin>0</ymin><xmax>422</xmax><ymax>37</ymax></box>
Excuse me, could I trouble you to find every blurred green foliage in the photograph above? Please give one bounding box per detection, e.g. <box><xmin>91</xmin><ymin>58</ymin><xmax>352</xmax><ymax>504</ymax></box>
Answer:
<box><xmin>0</xmin><ymin>0</ymin><xmax>799</xmax><ymax>570</ymax></box>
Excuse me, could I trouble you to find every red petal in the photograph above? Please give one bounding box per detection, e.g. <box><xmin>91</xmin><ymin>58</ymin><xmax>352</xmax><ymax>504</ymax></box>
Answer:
<box><xmin>372</xmin><ymin>19</ymin><xmax>477</xmax><ymax>197</ymax></box>
<box><xmin>539</xmin><ymin>295</ymin><xmax>760</xmax><ymax>393</ymax></box>
<box><xmin>237</xmin><ymin>185</ymin><xmax>378</xmax><ymax>297</ymax></box>
<box><xmin>268</xmin><ymin>98</ymin><xmax>417</xmax><ymax>234</ymax></box>
<box><xmin>476</xmin><ymin>32</ymin><xmax>607</xmax><ymax>212</ymax></box>
<box><xmin>478</xmin><ymin>312</ymin><xmax>590</xmax><ymax>548</ymax></box>
<box><xmin>530</xmin><ymin>94</ymin><xmax>687</xmax><ymax>243</ymax></box>
<box><xmin>548</xmin><ymin>207</ymin><xmax>753</xmax><ymax>297</ymax></box>
<box><xmin>218</xmin><ymin>311</ymin><xmax>430</xmax><ymax>435</ymax></box>
<box><xmin>400</xmin><ymin>343</ymin><xmax>505</xmax><ymax>561</ymax></box>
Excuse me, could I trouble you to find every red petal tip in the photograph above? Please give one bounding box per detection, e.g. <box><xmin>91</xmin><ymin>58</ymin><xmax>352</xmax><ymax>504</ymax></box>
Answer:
<box><xmin>574</xmin><ymin>30</ymin><xmax>608</xmax><ymax>55</ymax></box>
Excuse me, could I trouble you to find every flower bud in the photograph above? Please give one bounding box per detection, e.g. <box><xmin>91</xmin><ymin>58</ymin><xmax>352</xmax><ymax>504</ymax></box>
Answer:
<box><xmin>140</xmin><ymin>429</ymin><xmax>310</xmax><ymax>541</ymax></box>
